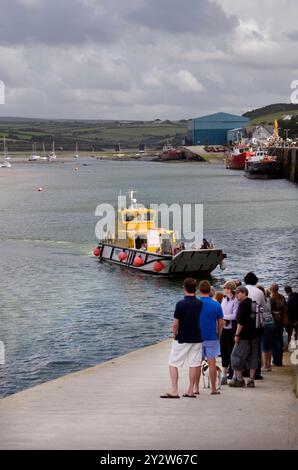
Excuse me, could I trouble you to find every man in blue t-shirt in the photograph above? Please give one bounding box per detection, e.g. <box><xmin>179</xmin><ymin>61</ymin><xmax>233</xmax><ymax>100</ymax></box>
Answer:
<box><xmin>193</xmin><ymin>280</ymin><xmax>223</xmax><ymax>395</ymax></box>
<box><xmin>161</xmin><ymin>278</ymin><xmax>203</xmax><ymax>399</ymax></box>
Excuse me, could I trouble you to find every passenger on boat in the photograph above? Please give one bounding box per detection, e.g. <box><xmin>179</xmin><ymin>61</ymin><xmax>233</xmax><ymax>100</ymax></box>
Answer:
<box><xmin>200</xmin><ymin>238</ymin><xmax>211</xmax><ymax>249</ymax></box>
<box><xmin>135</xmin><ymin>236</ymin><xmax>142</xmax><ymax>249</ymax></box>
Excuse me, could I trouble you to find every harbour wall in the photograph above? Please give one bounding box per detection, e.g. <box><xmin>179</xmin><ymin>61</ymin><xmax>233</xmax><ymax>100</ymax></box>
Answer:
<box><xmin>270</xmin><ymin>147</ymin><xmax>298</xmax><ymax>183</ymax></box>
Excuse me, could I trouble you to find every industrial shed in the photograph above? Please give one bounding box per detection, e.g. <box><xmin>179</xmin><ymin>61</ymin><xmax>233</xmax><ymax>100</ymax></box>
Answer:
<box><xmin>187</xmin><ymin>112</ymin><xmax>249</xmax><ymax>145</ymax></box>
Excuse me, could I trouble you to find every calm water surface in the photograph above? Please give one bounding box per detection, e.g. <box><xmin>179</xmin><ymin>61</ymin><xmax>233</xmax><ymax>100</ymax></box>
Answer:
<box><xmin>0</xmin><ymin>160</ymin><xmax>297</xmax><ymax>396</ymax></box>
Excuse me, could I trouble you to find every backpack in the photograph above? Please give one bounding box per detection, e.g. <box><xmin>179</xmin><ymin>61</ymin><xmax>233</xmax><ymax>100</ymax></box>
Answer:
<box><xmin>250</xmin><ymin>301</ymin><xmax>265</xmax><ymax>329</ymax></box>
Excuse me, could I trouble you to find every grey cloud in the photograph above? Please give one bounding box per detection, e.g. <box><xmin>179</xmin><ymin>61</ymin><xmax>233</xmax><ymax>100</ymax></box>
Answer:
<box><xmin>127</xmin><ymin>0</ymin><xmax>238</xmax><ymax>36</ymax></box>
<box><xmin>0</xmin><ymin>0</ymin><xmax>295</xmax><ymax>121</ymax></box>
<box><xmin>0</xmin><ymin>0</ymin><xmax>120</xmax><ymax>45</ymax></box>
<box><xmin>284</xmin><ymin>30</ymin><xmax>298</xmax><ymax>41</ymax></box>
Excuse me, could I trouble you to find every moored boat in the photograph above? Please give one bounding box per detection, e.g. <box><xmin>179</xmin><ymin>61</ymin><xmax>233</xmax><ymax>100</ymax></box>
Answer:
<box><xmin>1</xmin><ymin>136</ymin><xmax>12</xmax><ymax>168</ymax></box>
<box><xmin>225</xmin><ymin>146</ymin><xmax>255</xmax><ymax>170</ymax></box>
<box><xmin>93</xmin><ymin>191</ymin><xmax>227</xmax><ymax>276</ymax></box>
<box><xmin>159</xmin><ymin>142</ymin><xmax>183</xmax><ymax>161</ymax></box>
<box><xmin>47</xmin><ymin>141</ymin><xmax>57</xmax><ymax>161</ymax></box>
<box><xmin>244</xmin><ymin>149</ymin><xmax>282</xmax><ymax>179</ymax></box>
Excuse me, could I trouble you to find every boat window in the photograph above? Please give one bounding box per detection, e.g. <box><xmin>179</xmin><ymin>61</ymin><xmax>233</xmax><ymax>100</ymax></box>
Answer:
<box><xmin>144</xmin><ymin>212</ymin><xmax>152</xmax><ymax>221</ymax></box>
<box><xmin>124</xmin><ymin>213</ymin><xmax>135</xmax><ymax>222</ymax></box>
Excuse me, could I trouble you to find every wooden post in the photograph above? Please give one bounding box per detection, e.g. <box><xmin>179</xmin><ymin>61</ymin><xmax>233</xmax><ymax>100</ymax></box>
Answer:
<box><xmin>290</xmin><ymin>149</ymin><xmax>296</xmax><ymax>182</ymax></box>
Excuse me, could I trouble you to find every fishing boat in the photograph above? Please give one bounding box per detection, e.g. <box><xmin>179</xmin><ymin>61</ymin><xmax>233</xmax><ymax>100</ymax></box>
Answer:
<box><xmin>244</xmin><ymin>149</ymin><xmax>282</xmax><ymax>179</ymax></box>
<box><xmin>225</xmin><ymin>146</ymin><xmax>255</xmax><ymax>170</ymax></box>
<box><xmin>0</xmin><ymin>137</ymin><xmax>12</xmax><ymax>168</ymax></box>
<box><xmin>93</xmin><ymin>191</ymin><xmax>227</xmax><ymax>276</ymax></box>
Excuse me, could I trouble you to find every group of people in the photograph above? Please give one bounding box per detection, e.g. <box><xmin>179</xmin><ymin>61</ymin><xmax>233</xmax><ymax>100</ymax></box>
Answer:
<box><xmin>161</xmin><ymin>273</ymin><xmax>298</xmax><ymax>398</ymax></box>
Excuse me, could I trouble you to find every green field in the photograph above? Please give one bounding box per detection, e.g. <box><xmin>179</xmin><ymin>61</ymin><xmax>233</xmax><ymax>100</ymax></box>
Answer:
<box><xmin>0</xmin><ymin>118</ymin><xmax>188</xmax><ymax>152</ymax></box>
<box><xmin>249</xmin><ymin>109</ymin><xmax>298</xmax><ymax>125</ymax></box>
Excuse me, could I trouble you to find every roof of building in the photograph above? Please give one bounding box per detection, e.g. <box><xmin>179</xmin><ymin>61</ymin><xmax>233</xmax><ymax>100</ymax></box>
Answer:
<box><xmin>246</xmin><ymin>124</ymin><xmax>274</xmax><ymax>133</ymax></box>
<box><xmin>192</xmin><ymin>112</ymin><xmax>249</xmax><ymax>123</ymax></box>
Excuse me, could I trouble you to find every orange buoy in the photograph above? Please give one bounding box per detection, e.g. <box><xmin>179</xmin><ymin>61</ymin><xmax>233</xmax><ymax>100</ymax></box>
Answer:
<box><xmin>133</xmin><ymin>256</ymin><xmax>144</xmax><ymax>267</ymax></box>
<box><xmin>118</xmin><ymin>251</ymin><xmax>127</xmax><ymax>261</ymax></box>
<box><xmin>93</xmin><ymin>247</ymin><xmax>101</xmax><ymax>257</ymax></box>
<box><xmin>153</xmin><ymin>260</ymin><xmax>164</xmax><ymax>272</ymax></box>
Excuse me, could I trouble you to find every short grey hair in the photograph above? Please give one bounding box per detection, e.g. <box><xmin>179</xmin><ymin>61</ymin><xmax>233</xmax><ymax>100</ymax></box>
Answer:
<box><xmin>235</xmin><ymin>286</ymin><xmax>248</xmax><ymax>296</ymax></box>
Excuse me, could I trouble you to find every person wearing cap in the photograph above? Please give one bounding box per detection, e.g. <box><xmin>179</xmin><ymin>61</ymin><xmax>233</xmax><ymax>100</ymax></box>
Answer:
<box><xmin>220</xmin><ymin>281</ymin><xmax>239</xmax><ymax>385</ymax></box>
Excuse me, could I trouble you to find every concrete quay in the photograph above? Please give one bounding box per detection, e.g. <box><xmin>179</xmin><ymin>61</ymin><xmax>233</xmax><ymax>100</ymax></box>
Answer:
<box><xmin>0</xmin><ymin>340</ymin><xmax>297</xmax><ymax>450</ymax></box>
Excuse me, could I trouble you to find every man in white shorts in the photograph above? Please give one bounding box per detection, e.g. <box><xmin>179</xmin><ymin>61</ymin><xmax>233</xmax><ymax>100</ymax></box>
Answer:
<box><xmin>160</xmin><ymin>278</ymin><xmax>203</xmax><ymax>398</ymax></box>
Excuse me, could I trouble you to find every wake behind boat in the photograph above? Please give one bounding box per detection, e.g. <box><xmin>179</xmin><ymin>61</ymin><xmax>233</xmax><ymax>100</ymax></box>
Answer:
<box><xmin>93</xmin><ymin>191</ymin><xmax>227</xmax><ymax>276</ymax></box>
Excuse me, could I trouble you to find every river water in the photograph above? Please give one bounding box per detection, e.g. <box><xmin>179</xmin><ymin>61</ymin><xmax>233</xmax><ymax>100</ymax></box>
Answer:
<box><xmin>0</xmin><ymin>160</ymin><xmax>297</xmax><ymax>396</ymax></box>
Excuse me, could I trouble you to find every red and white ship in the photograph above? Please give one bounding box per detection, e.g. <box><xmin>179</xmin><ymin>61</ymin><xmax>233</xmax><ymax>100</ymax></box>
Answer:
<box><xmin>159</xmin><ymin>143</ymin><xmax>183</xmax><ymax>161</ymax></box>
<box><xmin>225</xmin><ymin>146</ymin><xmax>255</xmax><ymax>170</ymax></box>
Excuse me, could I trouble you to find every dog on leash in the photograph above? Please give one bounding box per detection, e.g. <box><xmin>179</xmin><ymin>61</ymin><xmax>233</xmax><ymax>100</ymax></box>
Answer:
<box><xmin>201</xmin><ymin>359</ymin><xmax>222</xmax><ymax>390</ymax></box>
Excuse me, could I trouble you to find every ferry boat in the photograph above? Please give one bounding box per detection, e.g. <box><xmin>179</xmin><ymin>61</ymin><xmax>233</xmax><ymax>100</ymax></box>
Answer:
<box><xmin>225</xmin><ymin>146</ymin><xmax>255</xmax><ymax>170</ymax></box>
<box><xmin>93</xmin><ymin>191</ymin><xmax>227</xmax><ymax>276</ymax></box>
<box><xmin>244</xmin><ymin>149</ymin><xmax>282</xmax><ymax>179</ymax></box>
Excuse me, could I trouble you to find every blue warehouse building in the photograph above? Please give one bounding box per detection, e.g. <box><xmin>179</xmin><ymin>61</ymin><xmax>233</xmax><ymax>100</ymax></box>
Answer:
<box><xmin>187</xmin><ymin>112</ymin><xmax>249</xmax><ymax>146</ymax></box>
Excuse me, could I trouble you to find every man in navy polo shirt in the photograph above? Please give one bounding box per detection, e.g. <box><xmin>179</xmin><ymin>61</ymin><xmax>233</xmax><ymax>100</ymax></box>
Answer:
<box><xmin>161</xmin><ymin>278</ymin><xmax>203</xmax><ymax>399</ymax></box>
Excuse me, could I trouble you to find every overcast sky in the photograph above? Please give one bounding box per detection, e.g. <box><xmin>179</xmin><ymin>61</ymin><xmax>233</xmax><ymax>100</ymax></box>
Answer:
<box><xmin>0</xmin><ymin>0</ymin><xmax>297</xmax><ymax>120</ymax></box>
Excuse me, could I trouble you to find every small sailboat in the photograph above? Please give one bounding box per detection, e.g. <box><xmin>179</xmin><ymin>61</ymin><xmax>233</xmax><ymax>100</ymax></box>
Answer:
<box><xmin>28</xmin><ymin>142</ymin><xmax>41</xmax><ymax>161</ymax></box>
<box><xmin>40</xmin><ymin>142</ymin><xmax>47</xmax><ymax>160</ymax></box>
<box><xmin>1</xmin><ymin>136</ymin><xmax>12</xmax><ymax>168</ymax></box>
<box><xmin>73</xmin><ymin>141</ymin><xmax>79</xmax><ymax>158</ymax></box>
<box><xmin>47</xmin><ymin>141</ymin><xmax>57</xmax><ymax>161</ymax></box>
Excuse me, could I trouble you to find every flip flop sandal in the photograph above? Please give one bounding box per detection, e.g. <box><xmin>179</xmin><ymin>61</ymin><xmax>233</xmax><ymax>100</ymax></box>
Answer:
<box><xmin>182</xmin><ymin>394</ymin><xmax>196</xmax><ymax>398</ymax></box>
<box><xmin>160</xmin><ymin>393</ymin><xmax>180</xmax><ymax>399</ymax></box>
